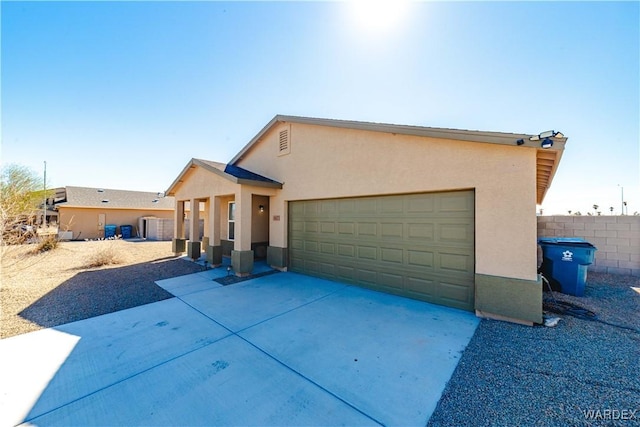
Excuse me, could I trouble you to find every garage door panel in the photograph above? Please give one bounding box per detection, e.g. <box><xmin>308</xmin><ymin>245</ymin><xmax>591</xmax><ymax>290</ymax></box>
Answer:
<box><xmin>338</xmin><ymin>244</ymin><xmax>355</xmax><ymax>257</ymax></box>
<box><xmin>407</xmin><ymin>196</ymin><xmax>435</xmax><ymax>213</ymax></box>
<box><xmin>438</xmin><ymin>192</ymin><xmax>474</xmax><ymax>213</ymax></box>
<box><xmin>320</xmin><ymin>200</ymin><xmax>337</xmax><ymax>214</ymax></box>
<box><xmin>406</xmin><ymin>276</ymin><xmax>435</xmax><ymax>296</ymax></box>
<box><xmin>357</xmin><ymin>222</ymin><xmax>377</xmax><ymax>237</ymax></box>
<box><xmin>439</xmin><ymin>223</ymin><xmax>473</xmax><ymax>243</ymax></box>
<box><xmin>358</xmin><ymin>269</ymin><xmax>378</xmax><ymax>285</ymax></box>
<box><xmin>320</xmin><ymin>242</ymin><xmax>335</xmax><ymax>255</ymax></box>
<box><xmin>407</xmin><ymin>250</ymin><xmax>434</xmax><ymax>268</ymax></box>
<box><xmin>339</xmin><ymin>199</ymin><xmax>356</xmax><ymax>213</ymax></box>
<box><xmin>320</xmin><ymin>262</ymin><xmax>335</xmax><ymax>276</ymax></box>
<box><xmin>357</xmin><ymin>246</ymin><xmax>377</xmax><ymax>261</ymax></box>
<box><xmin>380</xmin><ymin>198</ymin><xmax>404</xmax><ymax>213</ymax></box>
<box><xmin>438</xmin><ymin>281</ymin><xmax>473</xmax><ymax>307</ymax></box>
<box><xmin>289</xmin><ymin>191</ymin><xmax>474</xmax><ymax>311</ymax></box>
<box><xmin>380</xmin><ymin>247</ymin><xmax>403</xmax><ymax>264</ymax></box>
<box><xmin>381</xmin><ymin>222</ymin><xmax>403</xmax><ymax>238</ymax></box>
<box><xmin>439</xmin><ymin>252</ymin><xmax>473</xmax><ymax>273</ymax></box>
<box><xmin>338</xmin><ymin>222</ymin><xmax>355</xmax><ymax>235</ymax></box>
<box><xmin>408</xmin><ymin>223</ymin><xmax>435</xmax><ymax>240</ymax></box>
<box><xmin>337</xmin><ymin>265</ymin><xmax>356</xmax><ymax>281</ymax></box>
<box><xmin>320</xmin><ymin>222</ymin><xmax>335</xmax><ymax>233</ymax></box>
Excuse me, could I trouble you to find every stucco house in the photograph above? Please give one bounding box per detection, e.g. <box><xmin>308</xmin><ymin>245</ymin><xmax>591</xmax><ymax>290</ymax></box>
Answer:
<box><xmin>166</xmin><ymin>115</ymin><xmax>566</xmax><ymax>325</ymax></box>
<box><xmin>54</xmin><ymin>186</ymin><xmax>175</xmax><ymax>240</ymax></box>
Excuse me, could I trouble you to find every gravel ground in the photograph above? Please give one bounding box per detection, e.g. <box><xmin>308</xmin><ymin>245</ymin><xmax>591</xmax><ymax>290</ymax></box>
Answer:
<box><xmin>428</xmin><ymin>272</ymin><xmax>640</xmax><ymax>427</ymax></box>
<box><xmin>1</xmin><ymin>239</ymin><xmax>205</xmax><ymax>339</ymax></box>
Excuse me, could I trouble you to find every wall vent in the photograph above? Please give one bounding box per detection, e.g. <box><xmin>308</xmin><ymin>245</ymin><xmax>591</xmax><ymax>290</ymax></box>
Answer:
<box><xmin>278</xmin><ymin>126</ymin><xmax>291</xmax><ymax>156</ymax></box>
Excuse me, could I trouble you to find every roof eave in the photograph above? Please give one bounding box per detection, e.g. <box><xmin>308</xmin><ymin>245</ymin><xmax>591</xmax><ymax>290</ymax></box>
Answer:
<box><xmin>229</xmin><ymin>114</ymin><xmax>561</xmax><ymax>164</ymax></box>
<box><xmin>235</xmin><ymin>178</ymin><xmax>283</xmax><ymax>189</ymax></box>
<box><xmin>536</xmin><ymin>140</ymin><xmax>566</xmax><ymax>205</ymax></box>
<box><xmin>166</xmin><ymin>158</ymin><xmax>240</xmax><ymax>196</ymax></box>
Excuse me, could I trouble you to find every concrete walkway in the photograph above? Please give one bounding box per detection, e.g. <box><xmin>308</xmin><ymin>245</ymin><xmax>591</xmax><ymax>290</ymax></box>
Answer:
<box><xmin>1</xmin><ymin>264</ymin><xmax>479</xmax><ymax>426</ymax></box>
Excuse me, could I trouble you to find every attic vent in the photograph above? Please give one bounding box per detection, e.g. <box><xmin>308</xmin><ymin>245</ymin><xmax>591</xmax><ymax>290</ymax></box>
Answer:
<box><xmin>101</xmin><ymin>199</ymin><xmax>109</xmax><ymax>203</ymax></box>
<box><xmin>278</xmin><ymin>127</ymin><xmax>290</xmax><ymax>156</ymax></box>
<box><xmin>97</xmin><ymin>189</ymin><xmax>104</xmax><ymax>193</ymax></box>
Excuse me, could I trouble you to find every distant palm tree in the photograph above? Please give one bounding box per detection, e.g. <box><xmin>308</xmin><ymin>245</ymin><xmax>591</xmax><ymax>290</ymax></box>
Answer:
<box><xmin>593</xmin><ymin>204</ymin><xmax>599</xmax><ymax>215</ymax></box>
<box><xmin>609</xmin><ymin>207</ymin><xmax>614</xmax><ymax>215</ymax></box>
<box><xmin>567</xmin><ymin>210</ymin><xmax>572</xmax><ymax>215</ymax></box>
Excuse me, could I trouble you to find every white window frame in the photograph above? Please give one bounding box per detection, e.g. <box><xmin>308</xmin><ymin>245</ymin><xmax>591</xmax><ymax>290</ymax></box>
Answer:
<box><xmin>228</xmin><ymin>201</ymin><xmax>236</xmax><ymax>241</ymax></box>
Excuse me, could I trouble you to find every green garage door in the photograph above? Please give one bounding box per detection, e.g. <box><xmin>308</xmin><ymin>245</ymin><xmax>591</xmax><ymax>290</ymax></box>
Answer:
<box><xmin>289</xmin><ymin>191</ymin><xmax>475</xmax><ymax>311</ymax></box>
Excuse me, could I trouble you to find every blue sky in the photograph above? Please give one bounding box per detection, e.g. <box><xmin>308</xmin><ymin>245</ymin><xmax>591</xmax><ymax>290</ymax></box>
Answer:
<box><xmin>2</xmin><ymin>1</ymin><xmax>638</xmax><ymax>215</ymax></box>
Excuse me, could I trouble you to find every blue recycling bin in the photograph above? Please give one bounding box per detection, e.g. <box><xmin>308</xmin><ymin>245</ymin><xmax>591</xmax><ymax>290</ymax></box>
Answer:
<box><xmin>538</xmin><ymin>237</ymin><xmax>597</xmax><ymax>297</ymax></box>
<box><xmin>104</xmin><ymin>224</ymin><xmax>117</xmax><ymax>239</ymax></box>
<box><xmin>120</xmin><ymin>225</ymin><xmax>133</xmax><ymax>239</ymax></box>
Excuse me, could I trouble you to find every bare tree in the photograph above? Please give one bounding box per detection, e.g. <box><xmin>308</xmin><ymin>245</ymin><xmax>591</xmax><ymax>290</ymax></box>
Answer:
<box><xmin>0</xmin><ymin>164</ymin><xmax>47</xmax><ymax>245</ymax></box>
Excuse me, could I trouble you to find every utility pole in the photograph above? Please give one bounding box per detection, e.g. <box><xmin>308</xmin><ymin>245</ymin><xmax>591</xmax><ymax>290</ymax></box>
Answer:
<box><xmin>43</xmin><ymin>161</ymin><xmax>47</xmax><ymax>228</ymax></box>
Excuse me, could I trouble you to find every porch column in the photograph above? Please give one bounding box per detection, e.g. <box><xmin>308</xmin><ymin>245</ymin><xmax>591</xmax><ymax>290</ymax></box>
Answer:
<box><xmin>187</xmin><ymin>198</ymin><xmax>201</xmax><ymax>260</ymax></box>
<box><xmin>172</xmin><ymin>200</ymin><xmax>186</xmax><ymax>254</ymax></box>
<box><xmin>206</xmin><ymin>196</ymin><xmax>223</xmax><ymax>266</ymax></box>
<box><xmin>202</xmin><ymin>199</ymin><xmax>210</xmax><ymax>249</ymax></box>
<box><xmin>232</xmin><ymin>189</ymin><xmax>253</xmax><ymax>276</ymax></box>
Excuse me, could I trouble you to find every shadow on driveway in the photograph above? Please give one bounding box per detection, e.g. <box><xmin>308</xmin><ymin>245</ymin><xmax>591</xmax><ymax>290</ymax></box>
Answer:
<box><xmin>18</xmin><ymin>258</ymin><xmax>204</xmax><ymax>329</ymax></box>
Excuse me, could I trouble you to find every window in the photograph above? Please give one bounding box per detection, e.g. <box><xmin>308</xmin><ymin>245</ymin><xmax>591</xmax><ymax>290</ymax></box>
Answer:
<box><xmin>228</xmin><ymin>202</ymin><xmax>235</xmax><ymax>240</ymax></box>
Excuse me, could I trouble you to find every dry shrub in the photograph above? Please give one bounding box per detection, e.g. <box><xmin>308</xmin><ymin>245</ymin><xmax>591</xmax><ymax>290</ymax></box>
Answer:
<box><xmin>85</xmin><ymin>241</ymin><xmax>123</xmax><ymax>268</ymax></box>
<box><xmin>35</xmin><ymin>234</ymin><xmax>58</xmax><ymax>253</ymax></box>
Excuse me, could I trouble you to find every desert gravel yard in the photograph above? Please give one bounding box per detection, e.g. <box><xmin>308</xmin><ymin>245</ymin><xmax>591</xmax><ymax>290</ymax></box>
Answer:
<box><xmin>428</xmin><ymin>272</ymin><xmax>640</xmax><ymax>427</ymax></box>
<box><xmin>1</xmin><ymin>239</ymin><xmax>205</xmax><ymax>338</ymax></box>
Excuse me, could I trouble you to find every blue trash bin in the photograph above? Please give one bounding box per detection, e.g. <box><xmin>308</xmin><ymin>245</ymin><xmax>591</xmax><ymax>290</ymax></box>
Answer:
<box><xmin>538</xmin><ymin>237</ymin><xmax>597</xmax><ymax>296</ymax></box>
<box><xmin>120</xmin><ymin>225</ymin><xmax>133</xmax><ymax>239</ymax></box>
<box><xmin>104</xmin><ymin>224</ymin><xmax>117</xmax><ymax>239</ymax></box>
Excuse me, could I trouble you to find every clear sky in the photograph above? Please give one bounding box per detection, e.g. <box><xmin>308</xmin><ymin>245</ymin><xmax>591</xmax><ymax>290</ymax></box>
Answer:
<box><xmin>2</xmin><ymin>1</ymin><xmax>638</xmax><ymax>215</ymax></box>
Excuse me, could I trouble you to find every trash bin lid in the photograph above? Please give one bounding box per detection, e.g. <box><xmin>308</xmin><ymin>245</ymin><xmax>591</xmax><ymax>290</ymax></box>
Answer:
<box><xmin>538</xmin><ymin>237</ymin><xmax>596</xmax><ymax>248</ymax></box>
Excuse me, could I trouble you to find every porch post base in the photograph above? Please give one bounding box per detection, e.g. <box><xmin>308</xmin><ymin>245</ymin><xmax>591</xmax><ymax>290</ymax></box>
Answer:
<box><xmin>187</xmin><ymin>241</ymin><xmax>201</xmax><ymax>260</ymax></box>
<box><xmin>267</xmin><ymin>246</ymin><xmax>288</xmax><ymax>271</ymax></box>
<box><xmin>207</xmin><ymin>245</ymin><xmax>223</xmax><ymax>266</ymax></box>
<box><xmin>231</xmin><ymin>250</ymin><xmax>254</xmax><ymax>277</ymax></box>
<box><xmin>172</xmin><ymin>238</ymin><xmax>186</xmax><ymax>254</ymax></box>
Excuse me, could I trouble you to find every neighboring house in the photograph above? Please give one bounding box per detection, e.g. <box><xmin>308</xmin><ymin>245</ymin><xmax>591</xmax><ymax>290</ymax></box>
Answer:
<box><xmin>166</xmin><ymin>115</ymin><xmax>566</xmax><ymax>325</ymax></box>
<box><xmin>54</xmin><ymin>186</ymin><xmax>175</xmax><ymax>240</ymax></box>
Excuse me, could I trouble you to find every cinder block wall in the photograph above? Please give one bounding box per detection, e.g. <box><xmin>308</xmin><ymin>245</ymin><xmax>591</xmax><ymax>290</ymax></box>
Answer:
<box><xmin>537</xmin><ymin>216</ymin><xmax>640</xmax><ymax>277</ymax></box>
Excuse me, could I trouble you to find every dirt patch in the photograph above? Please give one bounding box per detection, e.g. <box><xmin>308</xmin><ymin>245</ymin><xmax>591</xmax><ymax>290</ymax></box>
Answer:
<box><xmin>1</xmin><ymin>239</ymin><xmax>205</xmax><ymax>339</ymax></box>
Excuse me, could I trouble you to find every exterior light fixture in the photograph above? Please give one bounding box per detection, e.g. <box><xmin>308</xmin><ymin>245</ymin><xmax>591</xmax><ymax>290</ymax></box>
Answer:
<box><xmin>259</xmin><ymin>205</ymin><xmax>265</xmax><ymax>213</ymax></box>
<box><xmin>530</xmin><ymin>130</ymin><xmax>563</xmax><ymax>148</ymax></box>
<box><xmin>541</xmin><ymin>138</ymin><xmax>554</xmax><ymax>149</ymax></box>
<box><xmin>516</xmin><ymin>138</ymin><xmax>525</xmax><ymax>146</ymax></box>
<box><xmin>530</xmin><ymin>130</ymin><xmax>563</xmax><ymax>140</ymax></box>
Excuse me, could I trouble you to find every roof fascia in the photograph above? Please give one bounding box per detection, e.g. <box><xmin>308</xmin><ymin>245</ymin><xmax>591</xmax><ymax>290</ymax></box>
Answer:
<box><xmin>166</xmin><ymin>158</ymin><xmax>283</xmax><ymax>196</ymax></box>
<box><xmin>166</xmin><ymin>158</ymin><xmax>240</xmax><ymax>196</ymax></box>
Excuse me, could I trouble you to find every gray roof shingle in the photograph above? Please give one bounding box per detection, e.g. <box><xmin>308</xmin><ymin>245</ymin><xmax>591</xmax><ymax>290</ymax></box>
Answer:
<box><xmin>57</xmin><ymin>186</ymin><xmax>175</xmax><ymax>210</ymax></box>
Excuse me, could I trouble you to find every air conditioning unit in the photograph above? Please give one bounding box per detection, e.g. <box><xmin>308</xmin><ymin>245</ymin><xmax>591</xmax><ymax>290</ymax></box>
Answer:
<box><xmin>58</xmin><ymin>231</ymin><xmax>73</xmax><ymax>241</ymax></box>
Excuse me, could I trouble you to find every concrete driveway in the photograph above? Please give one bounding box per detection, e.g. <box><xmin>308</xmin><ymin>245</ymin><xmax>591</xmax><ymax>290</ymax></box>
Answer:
<box><xmin>1</xmin><ymin>266</ymin><xmax>479</xmax><ymax>426</ymax></box>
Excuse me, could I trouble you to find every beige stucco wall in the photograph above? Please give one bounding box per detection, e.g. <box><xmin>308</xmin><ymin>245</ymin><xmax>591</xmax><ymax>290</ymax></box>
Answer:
<box><xmin>58</xmin><ymin>207</ymin><xmax>173</xmax><ymax>240</ymax></box>
<box><xmin>170</xmin><ymin>167</ymin><xmax>277</xmax><ymax>248</ymax></box>
<box><xmin>236</xmin><ymin>122</ymin><xmax>540</xmax><ymax>281</ymax></box>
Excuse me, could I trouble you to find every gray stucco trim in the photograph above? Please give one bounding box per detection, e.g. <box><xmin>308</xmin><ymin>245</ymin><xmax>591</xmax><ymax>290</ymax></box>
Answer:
<box><xmin>475</xmin><ymin>273</ymin><xmax>543</xmax><ymax>324</ymax></box>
